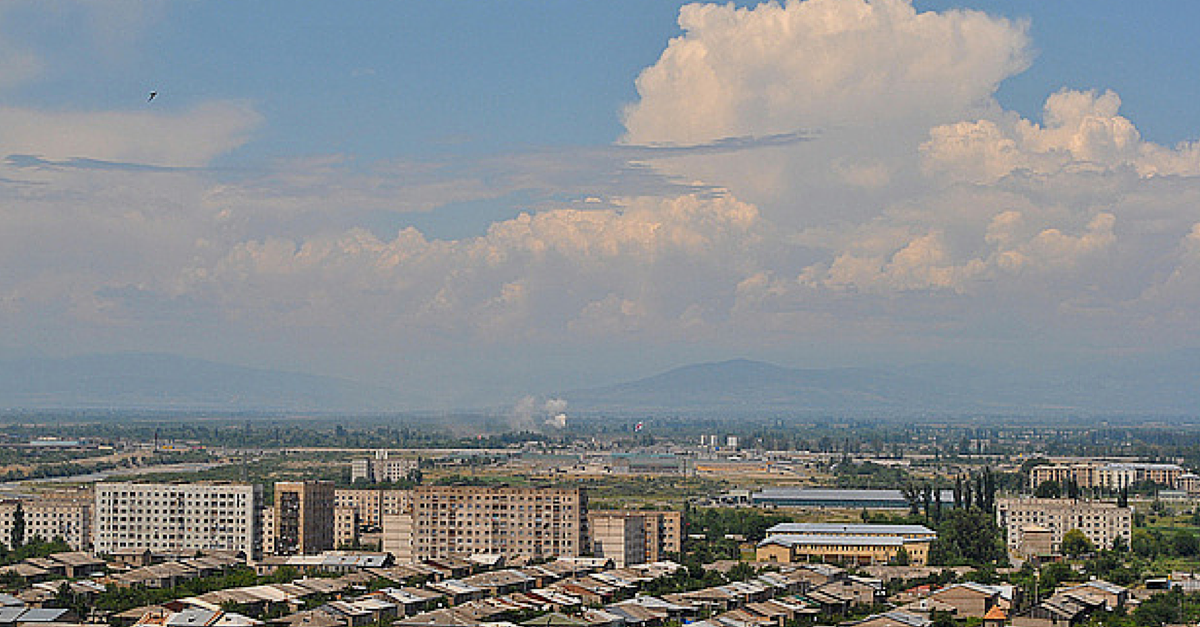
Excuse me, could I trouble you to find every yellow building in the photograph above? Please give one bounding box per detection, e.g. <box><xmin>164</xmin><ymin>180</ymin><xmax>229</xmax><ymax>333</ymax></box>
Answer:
<box><xmin>757</xmin><ymin>534</ymin><xmax>931</xmax><ymax>566</ymax></box>
<box><xmin>756</xmin><ymin>523</ymin><xmax>936</xmax><ymax>566</ymax></box>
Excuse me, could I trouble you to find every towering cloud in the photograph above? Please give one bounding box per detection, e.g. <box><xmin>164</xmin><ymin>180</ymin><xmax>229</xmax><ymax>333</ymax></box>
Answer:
<box><xmin>623</xmin><ymin>0</ymin><xmax>1031</xmax><ymax>144</ymax></box>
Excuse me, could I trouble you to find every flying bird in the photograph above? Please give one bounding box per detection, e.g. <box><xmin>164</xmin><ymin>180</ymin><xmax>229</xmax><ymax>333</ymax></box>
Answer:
<box><xmin>147</xmin><ymin>91</ymin><xmax>157</xmax><ymax>102</ymax></box>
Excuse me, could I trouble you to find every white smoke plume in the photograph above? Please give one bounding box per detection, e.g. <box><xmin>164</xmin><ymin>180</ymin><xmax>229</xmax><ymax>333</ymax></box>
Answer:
<box><xmin>509</xmin><ymin>396</ymin><xmax>569</xmax><ymax>430</ymax></box>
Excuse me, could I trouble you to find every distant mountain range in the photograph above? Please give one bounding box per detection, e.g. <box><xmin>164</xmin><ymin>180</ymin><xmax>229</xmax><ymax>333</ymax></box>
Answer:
<box><xmin>0</xmin><ymin>353</ymin><xmax>405</xmax><ymax>412</ymax></box>
<box><xmin>562</xmin><ymin>354</ymin><xmax>1200</xmax><ymax>417</ymax></box>
<box><xmin>1</xmin><ymin>351</ymin><xmax>1199</xmax><ymax>417</ymax></box>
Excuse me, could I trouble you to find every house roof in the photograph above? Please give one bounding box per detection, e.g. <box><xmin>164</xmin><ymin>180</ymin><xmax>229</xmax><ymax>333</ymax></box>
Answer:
<box><xmin>848</xmin><ymin>611</ymin><xmax>931</xmax><ymax>627</ymax></box>
<box><xmin>520</xmin><ymin>612</ymin><xmax>589</xmax><ymax>627</ymax></box>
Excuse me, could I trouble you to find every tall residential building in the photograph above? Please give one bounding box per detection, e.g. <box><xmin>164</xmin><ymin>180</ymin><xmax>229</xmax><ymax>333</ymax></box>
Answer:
<box><xmin>334</xmin><ymin>489</ymin><xmax>413</xmax><ymax>529</ymax></box>
<box><xmin>381</xmin><ymin>512</ymin><xmax>414</xmax><ymax>563</ymax></box>
<box><xmin>0</xmin><ymin>492</ymin><xmax>92</xmax><ymax>551</ymax></box>
<box><xmin>272</xmin><ymin>481</ymin><xmax>335</xmax><ymax>555</ymax></box>
<box><xmin>589</xmin><ymin>513</ymin><xmax>646</xmax><ymax>567</ymax></box>
<box><xmin>261</xmin><ymin>507</ymin><xmax>275</xmax><ymax>557</ymax></box>
<box><xmin>588</xmin><ymin>510</ymin><xmax>683</xmax><ymax>563</ymax></box>
<box><xmin>351</xmin><ymin>451</ymin><xmax>418</xmax><ymax>484</ymax></box>
<box><xmin>996</xmin><ymin>497</ymin><xmax>1132</xmax><ymax>555</ymax></box>
<box><xmin>334</xmin><ymin>507</ymin><xmax>359</xmax><ymax>548</ymax></box>
<box><xmin>94</xmin><ymin>482</ymin><xmax>261</xmax><ymax>559</ymax></box>
<box><xmin>389</xmin><ymin>486</ymin><xmax>585</xmax><ymax>561</ymax></box>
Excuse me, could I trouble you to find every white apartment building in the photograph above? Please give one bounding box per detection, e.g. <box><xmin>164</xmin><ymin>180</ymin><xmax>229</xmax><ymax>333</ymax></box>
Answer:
<box><xmin>0</xmin><ymin>493</ymin><xmax>92</xmax><ymax>551</ymax></box>
<box><xmin>350</xmin><ymin>451</ymin><xmax>418</xmax><ymax>484</ymax></box>
<box><xmin>94</xmin><ymin>483</ymin><xmax>262</xmax><ymax>559</ymax></box>
<box><xmin>996</xmin><ymin>497</ymin><xmax>1132</xmax><ymax>555</ymax></box>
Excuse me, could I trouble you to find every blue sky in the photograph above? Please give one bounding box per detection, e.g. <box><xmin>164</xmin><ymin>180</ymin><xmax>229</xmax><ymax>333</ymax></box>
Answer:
<box><xmin>3</xmin><ymin>0</ymin><xmax>1200</xmax><ymax>408</ymax></box>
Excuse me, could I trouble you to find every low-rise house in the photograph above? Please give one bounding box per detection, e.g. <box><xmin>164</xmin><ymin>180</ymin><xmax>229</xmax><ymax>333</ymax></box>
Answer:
<box><xmin>742</xmin><ymin>601</ymin><xmax>790</xmax><ymax>626</ymax></box>
<box><xmin>517</xmin><ymin>566</ymin><xmax>560</xmax><ymax>589</ymax></box>
<box><xmin>462</xmin><ymin>570</ymin><xmax>536</xmax><ymax>597</ymax></box>
<box><xmin>111</xmin><ymin>548</ymin><xmax>156</xmax><ymax>568</ymax></box>
<box><xmin>812</xmin><ymin>579</ymin><xmax>884</xmax><ymax>608</ymax></box>
<box><xmin>348</xmin><ymin>597</ymin><xmax>397</xmax><ymax>623</ymax></box>
<box><xmin>46</xmin><ymin>552</ymin><xmax>105</xmax><ymax>578</ymax></box>
<box><xmin>0</xmin><ymin>564</ymin><xmax>49</xmax><ymax>582</ymax></box>
<box><xmin>318</xmin><ymin>602</ymin><xmax>373</xmax><ymax>627</ymax></box>
<box><xmin>715</xmin><ymin>608</ymin><xmax>775</xmax><ymax>627</ymax></box>
<box><xmin>603</xmin><ymin>604</ymin><xmax>665</xmax><ymax>627</ymax></box>
<box><xmin>395</xmin><ymin>608</ymin><xmax>481</xmax><ymax>627</ymax></box>
<box><xmin>919</xmin><ymin>583</ymin><xmax>1007</xmax><ymax>618</ymax></box>
<box><xmin>782</xmin><ymin>564</ymin><xmax>844</xmax><ymax>589</ymax></box>
<box><xmin>521</xmin><ymin>589</ymin><xmax>581</xmax><ymax>611</ymax></box>
<box><xmin>1056</xmin><ymin>581</ymin><xmax>1126</xmax><ymax>611</ymax></box>
<box><xmin>1012</xmin><ymin>593</ymin><xmax>1103</xmax><ymax>627</ymax></box>
<box><xmin>680</xmin><ymin>587</ymin><xmax>739</xmax><ymax>613</ymax></box>
<box><xmin>6</xmin><ymin>607</ymin><xmax>74</xmax><ymax>624</ymax></box>
<box><xmin>579</xmin><ymin>609</ymin><xmax>624</xmax><ymax>627</ymax></box>
<box><xmin>520</xmin><ymin>612</ymin><xmax>588</xmax><ymax>627</ymax></box>
<box><xmin>135</xmin><ymin>608</ymin><xmax>261</xmax><ymax>627</ymax></box>
<box><xmin>424</xmin><ymin>558</ymin><xmax>474</xmax><ymax>579</ymax></box>
<box><xmin>845</xmin><ymin>610</ymin><xmax>931</xmax><ymax>627</ymax></box>
<box><xmin>613</xmin><ymin>596</ymin><xmax>694</xmax><ymax>622</ymax></box>
<box><xmin>113</xmin><ymin>562</ymin><xmax>199</xmax><ymax>589</ymax></box>
<box><xmin>551</xmin><ymin>581</ymin><xmax>614</xmax><ymax>606</ymax></box>
<box><xmin>268</xmin><ymin>610</ymin><xmax>345</xmax><ymax>627</ymax></box>
<box><xmin>428</xmin><ymin>580</ymin><xmax>486</xmax><ymax>605</ymax></box>
<box><xmin>373</xmin><ymin>587</ymin><xmax>444</xmax><ymax>617</ymax></box>
<box><xmin>802</xmin><ymin>589</ymin><xmax>850</xmax><ymax>615</ymax></box>
<box><xmin>22</xmin><ymin>560</ymin><xmax>65</xmax><ymax>579</ymax></box>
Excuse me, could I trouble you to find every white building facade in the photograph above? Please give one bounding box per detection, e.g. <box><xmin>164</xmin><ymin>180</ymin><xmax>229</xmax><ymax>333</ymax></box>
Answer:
<box><xmin>94</xmin><ymin>482</ymin><xmax>262</xmax><ymax>559</ymax></box>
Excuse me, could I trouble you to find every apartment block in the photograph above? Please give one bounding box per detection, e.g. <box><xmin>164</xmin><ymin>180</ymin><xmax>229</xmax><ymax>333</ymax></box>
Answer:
<box><xmin>996</xmin><ymin>498</ymin><xmax>1132</xmax><ymax>555</ymax></box>
<box><xmin>94</xmin><ymin>482</ymin><xmax>262</xmax><ymax>559</ymax></box>
<box><xmin>589</xmin><ymin>513</ymin><xmax>645</xmax><ymax>567</ymax></box>
<box><xmin>381</xmin><ymin>512</ymin><xmax>414</xmax><ymax>563</ymax></box>
<box><xmin>334</xmin><ymin>507</ymin><xmax>359</xmax><ymax>548</ymax></box>
<box><xmin>334</xmin><ymin>489</ymin><xmax>413</xmax><ymax>529</ymax></box>
<box><xmin>404</xmin><ymin>486</ymin><xmax>586</xmax><ymax>561</ymax></box>
<box><xmin>0</xmin><ymin>492</ymin><xmax>92</xmax><ymax>551</ymax></box>
<box><xmin>351</xmin><ymin>451</ymin><xmax>418</xmax><ymax>484</ymax></box>
<box><xmin>588</xmin><ymin>510</ymin><xmax>682</xmax><ymax>563</ymax></box>
<box><xmin>1030</xmin><ymin>462</ymin><xmax>1184</xmax><ymax>490</ymax></box>
<box><xmin>272</xmin><ymin>481</ymin><xmax>335</xmax><ymax>555</ymax></box>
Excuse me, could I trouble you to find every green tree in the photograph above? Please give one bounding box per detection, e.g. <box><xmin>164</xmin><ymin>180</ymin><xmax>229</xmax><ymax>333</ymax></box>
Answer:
<box><xmin>11</xmin><ymin>503</ymin><xmax>24</xmax><ymax>549</ymax></box>
<box><xmin>727</xmin><ymin>562</ymin><xmax>756</xmax><ymax>581</ymax></box>
<box><xmin>928</xmin><ymin>509</ymin><xmax>1006</xmax><ymax>566</ymax></box>
<box><xmin>1110</xmin><ymin>535</ymin><xmax>1128</xmax><ymax>553</ymax></box>
<box><xmin>1034</xmin><ymin>480</ymin><xmax>1062</xmax><ymax>498</ymax></box>
<box><xmin>1173</xmin><ymin>529</ymin><xmax>1200</xmax><ymax>557</ymax></box>
<box><xmin>1061</xmin><ymin>529</ymin><xmax>1094</xmax><ymax>557</ymax></box>
<box><xmin>930</xmin><ymin>610</ymin><xmax>956</xmax><ymax>627</ymax></box>
<box><xmin>1134</xmin><ymin>591</ymin><xmax>1183</xmax><ymax>627</ymax></box>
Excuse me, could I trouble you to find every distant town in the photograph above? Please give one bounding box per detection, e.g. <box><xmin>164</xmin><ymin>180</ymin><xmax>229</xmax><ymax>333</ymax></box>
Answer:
<box><xmin>1</xmin><ymin>418</ymin><xmax>1200</xmax><ymax>627</ymax></box>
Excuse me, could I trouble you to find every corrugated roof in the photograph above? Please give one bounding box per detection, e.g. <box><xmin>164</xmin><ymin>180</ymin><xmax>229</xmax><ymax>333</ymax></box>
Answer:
<box><xmin>765</xmin><ymin>522</ymin><xmax>935</xmax><ymax>535</ymax></box>
<box><xmin>759</xmin><ymin>534</ymin><xmax>906</xmax><ymax>547</ymax></box>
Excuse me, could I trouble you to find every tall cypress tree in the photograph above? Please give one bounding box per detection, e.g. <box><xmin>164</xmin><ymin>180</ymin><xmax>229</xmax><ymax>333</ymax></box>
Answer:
<box><xmin>12</xmin><ymin>502</ymin><xmax>25</xmax><ymax>549</ymax></box>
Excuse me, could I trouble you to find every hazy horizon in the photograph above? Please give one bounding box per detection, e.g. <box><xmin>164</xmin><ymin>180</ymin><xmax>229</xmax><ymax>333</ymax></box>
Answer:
<box><xmin>3</xmin><ymin>1</ymin><xmax>1200</xmax><ymax>408</ymax></box>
